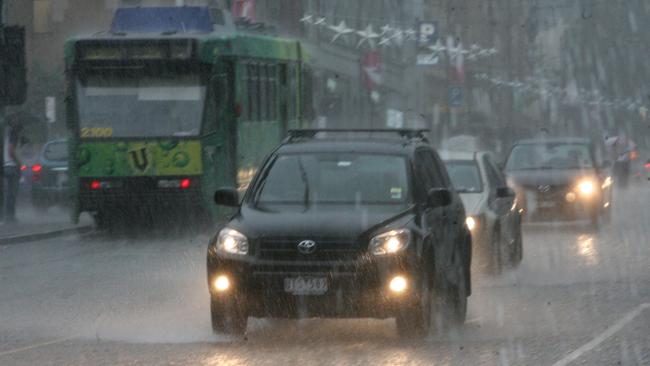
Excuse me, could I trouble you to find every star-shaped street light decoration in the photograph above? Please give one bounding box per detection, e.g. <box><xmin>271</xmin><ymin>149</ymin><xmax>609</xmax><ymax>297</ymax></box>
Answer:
<box><xmin>427</xmin><ymin>40</ymin><xmax>447</xmax><ymax>53</ymax></box>
<box><xmin>379</xmin><ymin>36</ymin><xmax>392</xmax><ymax>47</ymax></box>
<box><xmin>299</xmin><ymin>14</ymin><xmax>313</xmax><ymax>25</ymax></box>
<box><xmin>391</xmin><ymin>28</ymin><xmax>404</xmax><ymax>46</ymax></box>
<box><xmin>404</xmin><ymin>28</ymin><xmax>417</xmax><ymax>41</ymax></box>
<box><xmin>328</xmin><ymin>21</ymin><xmax>355</xmax><ymax>42</ymax></box>
<box><xmin>380</xmin><ymin>25</ymin><xmax>393</xmax><ymax>36</ymax></box>
<box><xmin>313</xmin><ymin>17</ymin><xmax>326</xmax><ymax>26</ymax></box>
<box><xmin>356</xmin><ymin>24</ymin><xmax>380</xmax><ymax>49</ymax></box>
<box><xmin>378</xmin><ymin>25</ymin><xmax>394</xmax><ymax>47</ymax></box>
<box><xmin>467</xmin><ymin>44</ymin><xmax>481</xmax><ymax>60</ymax></box>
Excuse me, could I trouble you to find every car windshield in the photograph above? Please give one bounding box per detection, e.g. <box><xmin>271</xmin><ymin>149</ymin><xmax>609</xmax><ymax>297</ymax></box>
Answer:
<box><xmin>445</xmin><ymin>160</ymin><xmax>483</xmax><ymax>193</ymax></box>
<box><xmin>76</xmin><ymin>72</ymin><xmax>206</xmax><ymax>138</ymax></box>
<box><xmin>43</xmin><ymin>142</ymin><xmax>68</xmax><ymax>161</ymax></box>
<box><xmin>506</xmin><ymin>143</ymin><xmax>594</xmax><ymax>171</ymax></box>
<box><xmin>255</xmin><ymin>153</ymin><xmax>410</xmax><ymax>205</ymax></box>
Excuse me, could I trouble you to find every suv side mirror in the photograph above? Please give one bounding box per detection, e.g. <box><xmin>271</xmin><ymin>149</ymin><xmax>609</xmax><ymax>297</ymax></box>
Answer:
<box><xmin>214</xmin><ymin>187</ymin><xmax>239</xmax><ymax>207</ymax></box>
<box><xmin>427</xmin><ymin>188</ymin><xmax>452</xmax><ymax>208</ymax></box>
<box><xmin>496</xmin><ymin>187</ymin><xmax>515</xmax><ymax>198</ymax></box>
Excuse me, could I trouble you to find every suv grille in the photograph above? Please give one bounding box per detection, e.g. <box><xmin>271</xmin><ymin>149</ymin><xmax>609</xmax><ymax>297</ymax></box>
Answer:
<box><xmin>258</xmin><ymin>239</ymin><xmax>361</xmax><ymax>262</ymax></box>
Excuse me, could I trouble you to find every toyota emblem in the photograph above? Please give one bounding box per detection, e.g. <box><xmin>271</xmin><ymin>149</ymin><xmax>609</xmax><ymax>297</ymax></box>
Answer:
<box><xmin>537</xmin><ymin>185</ymin><xmax>551</xmax><ymax>193</ymax></box>
<box><xmin>297</xmin><ymin>240</ymin><xmax>317</xmax><ymax>255</ymax></box>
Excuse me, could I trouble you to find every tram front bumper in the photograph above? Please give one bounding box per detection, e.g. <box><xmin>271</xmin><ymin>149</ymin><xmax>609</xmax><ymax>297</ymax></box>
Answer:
<box><xmin>78</xmin><ymin>176</ymin><xmax>203</xmax><ymax>212</ymax></box>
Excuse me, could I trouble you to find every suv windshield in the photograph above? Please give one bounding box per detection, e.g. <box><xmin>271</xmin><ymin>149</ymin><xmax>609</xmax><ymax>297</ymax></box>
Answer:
<box><xmin>506</xmin><ymin>143</ymin><xmax>594</xmax><ymax>171</ymax></box>
<box><xmin>43</xmin><ymin>142</ymin><xmax>68</xmax><ymax>161</ymax></box>
<box><xmin>445</xmin><ymin>160</ymin><xmax>483</xmax><ymax>193</ymax></box>
<box><xmin>255</xmin><ymin>153</ymin><xmax>409</xmax><ymax>205</ymax></box>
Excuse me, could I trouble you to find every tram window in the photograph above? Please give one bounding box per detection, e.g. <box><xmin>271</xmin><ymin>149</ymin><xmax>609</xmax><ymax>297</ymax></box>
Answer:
<box><xmin>267</xmin><ymin>64</ymin><xmax>277</xmax><ymax>120</ymax></box>
<box><xmin>240</xmin><ymin>63</ymin><xmax>249</xmax><ymax>121</ymax></box>
<box><xmin>288</xmin><ymin>63</ymin><xmax>298</xmax><ymax>121</ymax></box>
<box><xmin>248</xmin><ymin>63</ymin><xmax>259</xmax><ymax>121</ymax></box>
<box><xmin>259</xmin><ymin>65</ymin><xmax>269</xmax><ymax>121</ymax></box>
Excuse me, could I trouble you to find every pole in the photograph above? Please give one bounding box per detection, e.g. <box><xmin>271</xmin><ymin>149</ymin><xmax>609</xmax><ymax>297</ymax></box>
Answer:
<box><xmin>0</xmin><ymin>0</ymin><xmax>5</xmax><ymax>221</ymax></box>
<box><xmin>444</xmin><ymin>0</ymin><xmax>452</xmax><ymax>140</ymax></box>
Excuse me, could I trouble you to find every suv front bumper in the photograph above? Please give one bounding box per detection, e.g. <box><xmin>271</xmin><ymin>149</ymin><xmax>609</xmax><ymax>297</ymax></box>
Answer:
<box><xmin>207</xmin><ymin>254</ymin><xmax>424</xmax><ymax>319</ymax></box>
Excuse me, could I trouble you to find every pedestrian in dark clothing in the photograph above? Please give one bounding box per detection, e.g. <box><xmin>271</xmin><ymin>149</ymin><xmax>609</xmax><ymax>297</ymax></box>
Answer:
<box><xmin>4</xmin><ymin>125</ymin><xmax>23</xmax><ymax>223</ymax></box>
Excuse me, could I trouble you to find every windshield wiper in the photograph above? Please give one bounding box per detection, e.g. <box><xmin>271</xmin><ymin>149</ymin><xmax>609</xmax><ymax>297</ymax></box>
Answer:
<box><xmin>297</xmin><ymin>157</ymin><xmax>310</xmax><ymax>210</ymax></box>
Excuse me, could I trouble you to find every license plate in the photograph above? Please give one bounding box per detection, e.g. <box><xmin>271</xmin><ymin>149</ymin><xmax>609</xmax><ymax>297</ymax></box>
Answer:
<box><xmin>284</xmin><ymin>277</ymin><xmax>328</xmax><ymax>295</ymax></box>
<box><xmin>538</xmin><ymin>201</ymin><xmax>556</xmax><ymax>208</ymax></box>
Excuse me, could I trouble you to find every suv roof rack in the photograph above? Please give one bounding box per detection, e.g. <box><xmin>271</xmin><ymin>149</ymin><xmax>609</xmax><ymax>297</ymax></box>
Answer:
<box><xmin>285</xmin><ymin>129</ymin><xmax>430</xmax><ymax>143</ymax></box>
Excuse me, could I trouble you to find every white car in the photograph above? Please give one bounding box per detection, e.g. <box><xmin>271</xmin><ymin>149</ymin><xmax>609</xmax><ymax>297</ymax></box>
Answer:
<box><xmin>441</xmin><ymin>151</ymin><xmax>523</xmax><ymax>273</ymax></box>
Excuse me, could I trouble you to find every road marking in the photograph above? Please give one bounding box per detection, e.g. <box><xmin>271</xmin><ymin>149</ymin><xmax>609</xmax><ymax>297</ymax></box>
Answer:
<box><xmin>0</xmin><ymin>337</ymin><xmax>71</xmax><ymax>357</ymax></box>
<box><xmin>551</xmin><ymin>303</ymin><xmax>650</xmax><ymax>366</ymax></box>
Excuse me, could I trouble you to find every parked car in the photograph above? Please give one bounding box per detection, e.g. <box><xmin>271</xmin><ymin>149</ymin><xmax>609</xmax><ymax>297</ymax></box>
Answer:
<box><xmin>504</xmin><ymin>138</ymin><xmax>613</xmax><ymax>228</ymax></box>
<box><xmin>16</xmin><ymin>146</ymin><xmax>39</xmax><ymax>203</ymax></box>
<box><xmin>441</xmin><ymin>151</ymin><xmax>523</xmax><ymax>274</ymax></box>
<box><xmin>31</xmin><ymin>139</ymin><xmax>69</xmax><ymax>208</ymax></box>
<box><xmin>207</xmin><ymin>129</ymin><xmax>472</xmax><ymax>338</ymax></box>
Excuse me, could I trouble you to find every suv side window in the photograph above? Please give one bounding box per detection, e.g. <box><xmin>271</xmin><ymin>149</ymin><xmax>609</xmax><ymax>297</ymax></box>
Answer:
<box><xmin>414</xmin><ymin>151</ymin><xmax>433</xmax><ymax>202</ymax></box>
<box><xmin>429</xmin><ymin>150</ymin><xmax>453</xmax><ymax>188</ymax></box>
<box><xmin>415</xmin><ymin>148</ymin><xmax>446</xmax><ymax>201</ymax></box>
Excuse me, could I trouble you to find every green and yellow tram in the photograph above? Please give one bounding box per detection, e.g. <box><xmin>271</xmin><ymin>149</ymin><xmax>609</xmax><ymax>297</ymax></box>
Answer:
<box><xmin>64</xmin><ymin>7</ymin><xmax>311</xmax><ymax>228</ymax></box>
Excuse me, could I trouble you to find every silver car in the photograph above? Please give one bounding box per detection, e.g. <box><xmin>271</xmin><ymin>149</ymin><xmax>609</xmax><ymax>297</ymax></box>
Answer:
<box><xmin>441</xmin><ymin>151</ymin><xmax>523</xmax><ymax>274</ymax></box>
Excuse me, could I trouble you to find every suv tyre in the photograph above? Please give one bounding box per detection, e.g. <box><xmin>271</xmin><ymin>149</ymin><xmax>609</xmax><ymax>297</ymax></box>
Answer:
<box><xmin>210</xmin><ymin>296</ymin><xmax>248</xmax><ymax>336</ymax></box>
<box><xmin>396</xmin><ymin>268</ymin><xmax>433</xmax><ymax>338</ymax></box>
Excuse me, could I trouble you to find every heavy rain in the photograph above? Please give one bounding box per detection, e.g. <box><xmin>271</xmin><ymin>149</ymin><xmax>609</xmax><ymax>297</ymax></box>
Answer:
<box><xmin>0</xmin><ymin>0</ymin><xmax>649</xmax><ymax>365</ymax></box>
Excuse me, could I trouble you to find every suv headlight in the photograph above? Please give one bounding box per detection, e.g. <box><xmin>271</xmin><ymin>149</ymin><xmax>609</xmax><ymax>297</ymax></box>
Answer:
<box><xmin>216</xmin><ymin>228</ymin><xmax>249</xmax><ymax>255</ymax></box>
<box><xmin>369</xmin><ymin>229</ymin><xmax>411</xmax><ymax>256</ymax></box>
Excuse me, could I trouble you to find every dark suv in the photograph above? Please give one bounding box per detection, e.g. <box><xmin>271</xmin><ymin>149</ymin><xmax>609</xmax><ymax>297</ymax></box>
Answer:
<box><xmin>206</xmin><ymin>129</ymin><xmax>472</xmax><ymax>338</ymax></box>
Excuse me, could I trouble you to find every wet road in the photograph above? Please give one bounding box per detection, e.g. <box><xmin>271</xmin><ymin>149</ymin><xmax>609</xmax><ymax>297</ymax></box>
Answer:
<box><xmin>1</xmin><ymin>186</ymin><xmax>649</xmax><ymax>365</ymax></box>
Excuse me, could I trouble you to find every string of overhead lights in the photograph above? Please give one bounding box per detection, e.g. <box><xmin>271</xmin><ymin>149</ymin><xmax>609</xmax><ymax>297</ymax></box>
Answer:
<box><xmin>473</xmin><ymin>72</ymin><xmax>647</xmax><ymax>112</ymax></box>
<box><xmin>299</xmin><ymin>13</ymin><xmax>498</xmax><ymax>62</ymax></box>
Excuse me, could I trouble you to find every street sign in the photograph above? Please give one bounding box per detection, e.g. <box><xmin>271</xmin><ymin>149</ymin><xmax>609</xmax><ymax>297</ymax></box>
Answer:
<box><xmin>418</xmin><ymin>21</ymin><xmax>438</xmax><ymax>46</ymax></box>
<box><xmin>449</xmin><ymin>86</ymin><xmax>463</xmax><ymax>108</ymax></box>
<box><xmin>416</xmin><ymin>21</ymin><xmax>439</xmax><ymax>66</ymax></box>
<box><xmin>417</xmin><ymin>52</ymin><xmax>439</xmax><ymax>66</ymax></box>
<box><xmin>45</xmin><ymin>96</ymin><xmax>56</xmax><ymax>123</ymax></box>
<box><xmin>386</xmin><ymin>109</ymin><xmax>404</xmax><ymax>128</ymax></box>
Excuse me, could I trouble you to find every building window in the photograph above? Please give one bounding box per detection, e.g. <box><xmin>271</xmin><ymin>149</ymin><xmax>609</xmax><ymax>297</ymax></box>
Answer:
<box><xmin>33</xmin><ymin>0</ymin><xmax>52</xmax><ymax>34</ymax></box>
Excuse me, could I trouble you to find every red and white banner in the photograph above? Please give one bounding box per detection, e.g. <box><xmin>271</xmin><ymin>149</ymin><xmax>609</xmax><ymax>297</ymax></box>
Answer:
<box><xmin>362</xmin><ymin>51</ymin><xmax>382</xmax><ymax>90</ymax></box>
<box><xmin>232</xmin><ymin>0</ymin><xmax>256</xmax><ymax>22</ymax></box>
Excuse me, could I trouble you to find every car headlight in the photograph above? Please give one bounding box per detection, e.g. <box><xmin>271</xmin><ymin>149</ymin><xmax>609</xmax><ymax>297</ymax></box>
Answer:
<box><xmin>601</xmin><ymin>176</ymin><xmax>613</xmax><ymax>189</ymax></box>
<box><xmin>369</xmin><ymin>229</ymin><xmax>411</xmax><ymax>256</ymax></box>
<box><xmin>465</xmin><ymin>216</ymin><xmax>477</xmax><ymax>231</ymax></box>
<box><xmin>577</xmin><ymin>179</ymin><xmax>596</xmax><ymax>196</ymax></box>
<box><xmin>215</xmin><ymin>228</ymin><xmax>249</xmax><ymax>255</ymax></box>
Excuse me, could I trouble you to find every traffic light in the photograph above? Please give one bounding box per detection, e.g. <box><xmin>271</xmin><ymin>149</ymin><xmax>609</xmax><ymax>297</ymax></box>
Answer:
<box><xmin>0</xmin><ymin>26</ymin><xmax>27</xmax><ymax>107</ymax></box>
